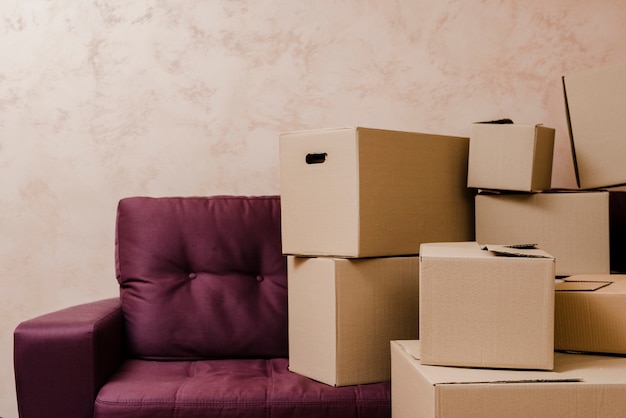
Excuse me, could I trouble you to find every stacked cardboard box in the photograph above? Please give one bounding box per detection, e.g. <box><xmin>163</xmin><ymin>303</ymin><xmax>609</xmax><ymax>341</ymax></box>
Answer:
<box><xmin>468</xmin><ymin>120</ymin><xmax>608</xmax><ymax>276</ymax></box>
<box><xmin>419</xmin><ymin>241</ymin><xmax>555</xmax><ymax>371</ymax></box>
<box><xmin>287</xmin><ymin>255</ymin><xmax>419</xmax><ymax>387</ymax></box>
<box><xmin>280</xmin><ymin>126</ymin><xmax>475</xmax><ymax>386</ymax></box>
<box><xmin>472</xmin><ymin>67</ymin><xmax>626</xmax><ymax>276</ymax></box>
<box><xmin>391</xmin><ymin>339</ymin><xmax>626</xmax><ymax>418</ymax></box>
<box><xmin>475</xmin><ymin>190</ymin><xmax>621</xmax><ymax>276</ymax></box>
<box><xmin>563</xmin><ymin>62</ymin><xmax>626</xmax><ymax>189</ymax></box>
<box><xmin>391</xmin><ymin>62</ymin><xmax>626</xmax><ymax>417</ymax></box>
<box><xmin>555</xmin><ymin>274</ymin><xmax>626</xmax><ymax>355</ymax></box>
<box><xmin>278</xmin><ymin>62</ymin><xmax>626</xmax><ymax>412</ymax></box>
<box><xmin>467</xmin><ymin>122</ymin><xmax>555</xmax><ymax>192</ymax></box>
<box><xmin>280</xmin><ymin>127</ymin><xmax>475</xmax><ymax>258</ymax></box>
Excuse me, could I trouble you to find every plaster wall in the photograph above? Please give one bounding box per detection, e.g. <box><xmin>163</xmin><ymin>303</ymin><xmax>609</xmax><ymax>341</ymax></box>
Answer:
<box><xmin>3</xmin><ymin>1</ymin><xmax>626</xmax><ymax>416</ymax></box>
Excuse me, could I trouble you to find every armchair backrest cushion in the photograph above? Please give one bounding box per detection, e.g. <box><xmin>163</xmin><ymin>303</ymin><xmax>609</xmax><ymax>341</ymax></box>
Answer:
<box><xmin>115</xmin><ymin>196</ymin><xmax>287</xmax><ymax>360</ymax></box>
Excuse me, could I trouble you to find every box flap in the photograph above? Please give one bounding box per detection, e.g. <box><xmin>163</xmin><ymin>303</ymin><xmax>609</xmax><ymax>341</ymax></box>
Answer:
<box><xmin>481</xmin><ymin>244</ymin><xmax>553</xmax><ymax>258</ymax></box>
<box><xmin>475</xmin><ymin>118</ymin><xmax>514</xmax><ymax>124</ymax></box>
<box><xmin>555</xmin><ymin>280</ymin><xmax>612</xmax><ymax>292</ymax></box>
<box><xmin>421</xmin><ymin>241</ymin><xmax>553</xmax><ymax>260</ymax></box>
<box><xmin>558</xmin><ymin>274</ymin><xmax>626</xmax><ymax>293</ymax></box>
<box><xmin>280</xmin><ymin>126</ymin><xmax>357</xmax><ymax>136</ymax></box>
<box><xmin>562</xmin><ymin>63</ymin><xmax>626</xmax><ymax>189</ymax></box>
<box><xmin>562</xmin><ymin>75</ymin><xmax>581</xmax><ymax>188</ymax></box>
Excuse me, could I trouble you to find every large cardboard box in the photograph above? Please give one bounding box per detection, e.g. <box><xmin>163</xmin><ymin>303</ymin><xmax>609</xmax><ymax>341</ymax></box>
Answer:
<box><xmin>563</xmin><ymin>62</ymin><xmax>626</xmax><ymax>189</ymax></box>
<box><xmin>279</xmin><ymin>127</ymin><xmax>475</xmax><ymax>257</ymax></box>
<box><xmin>419</xmin><ymin>242</ymin><xmax>554</xmax><ymax>370</ymax></box>
<box><xmin>287</xmin><ymin>255</ymin><xmax>419</xmax><ymax>386</ymax></box>
<box><xmin>475</xmin><ymin>191</ymin><xmax>620</xmax><ymax>276</ymax></box>
<box><xmin>555</xmin><ymin>274</ymin><xmax>626</xmax><ymax>355</ymax></box>
<box><xmin>391</xmin><ymin>340</ymin><xmax>626</xmax><ymax>418</ymax></box>
<box><xmin>467</xmin><ymin>123</ymin><xmax>555</xmax><ymax>192</ymax></box>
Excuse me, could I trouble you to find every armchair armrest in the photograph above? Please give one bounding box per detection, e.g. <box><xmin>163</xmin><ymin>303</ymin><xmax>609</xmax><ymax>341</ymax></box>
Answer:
<box><xmin>14</xmin><ymin>298</ymin><xmax>124</xmax><ymax>418</ymax></box>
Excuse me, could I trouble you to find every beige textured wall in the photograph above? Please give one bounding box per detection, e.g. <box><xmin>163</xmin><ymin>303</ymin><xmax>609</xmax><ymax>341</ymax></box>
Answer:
<box><xmin>2</xmin><ymin>1</ymin><xmax>626</xmax><ymax>416</ymax></box>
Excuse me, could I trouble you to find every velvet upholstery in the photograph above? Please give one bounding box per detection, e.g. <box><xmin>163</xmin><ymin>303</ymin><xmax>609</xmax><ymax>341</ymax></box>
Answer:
<box><xmin>14</xmin><ymin>196</ymin><xmax>391</xmax><ymax>418</ymax></box>
<box><xmin>115</xmin><ymin>196</ymin><xmax>288</xmax><ymax>360</ymax></box>
<box><xmin>14</xmin><ymin>298</ymin><xmax>124</xmax><ymax>418</ymax></box>
<box><xmin>95</xmin><ymin>358</ymin><xmax>390</xmax><ymax>418</ymax></box>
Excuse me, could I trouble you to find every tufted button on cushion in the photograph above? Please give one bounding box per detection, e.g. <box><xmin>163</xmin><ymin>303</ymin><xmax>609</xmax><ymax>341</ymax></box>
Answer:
<box><xmin>115</xmin><ymin>196</ymin><xmax>287</xmax><ymax>360</ymax></box>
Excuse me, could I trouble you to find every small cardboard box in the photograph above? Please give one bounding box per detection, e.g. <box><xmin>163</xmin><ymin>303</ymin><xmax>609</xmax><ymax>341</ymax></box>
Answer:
<box><xmin>419</xmin><ymin>242</ymin><xmax>555</xmax><ymax>370</ymax></box>
<box><xmin>555</xmin><ymin>274</ymin><xmax>626</xmax><ymax>355</ymax></box>
<box><xmin>475</xmin><ymin>190</ymin><xmax>626</xmax><ymax>276</ymax></box>
<box><xmin>563</xmin><ymin>62</ymin><xmax>626</xmax><ymax>189</ymax></box>
<box><xmin>287</xmin><ymin>255</ymin><xmax>419</xmax><ymax>386</ymax></box>
<box><xmin>468</xmin><ymin>123</ymin><xmax>555</xmax><ymax>192</ymax></box>
<box><xmin>391</xmin><ymin>340</ymin><xmax>626</xmax><ymax>418</ymax></box>
<box><xmin>279</xmin><ymin>127</ymin><xmax>475</xmax><ymax>257</ymax></box>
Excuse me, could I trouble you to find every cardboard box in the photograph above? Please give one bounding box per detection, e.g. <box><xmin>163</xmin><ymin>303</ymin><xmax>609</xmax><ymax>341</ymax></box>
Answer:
<box><xmin>391</xmin><ymin>340</ymin><xmax>626</xmax><ymax>418</ymax></box>
<box><xmin>419</xmin><ymin>242</ymin><xmax>554</xmax><ymax>370</ymax></box>
<box><xmin>467</xmin><ymin>123</ymin><xmax>555</xmax><ymax>192</ymax></box>
<box><xmin>476</xmin><ymin>191</ymin><xmax>609</xmax><ymax>275</ymax></box>
<box><xmin>555</xmin><ymin>274</ymin><xmax>626</xmax><ymax>355</ymax></box>
<box><xmin>563</xmin><ymin>62</ymin><xmax>626</xmax><ymax>189</ymax></box>
<box><xmin>475</xmin><ymin>191</ymin><xmax>626</xmax><ymax>276</ymax></box>
<box><xmin>279</xmin><ymin>127</ymin><xmax>475</xmax><ymax>257</ymax></box>
<box><xmin>287</xmin><ymin>255</ymin><xmax>419</xmax><ymax>386</ymax></box>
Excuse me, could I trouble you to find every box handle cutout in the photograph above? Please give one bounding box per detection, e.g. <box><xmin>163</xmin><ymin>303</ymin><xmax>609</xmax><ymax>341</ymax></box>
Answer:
<box><xmin>306</xmin><ymin>153</ymin><xmax>327</xmax><ymax>164</ymax></box>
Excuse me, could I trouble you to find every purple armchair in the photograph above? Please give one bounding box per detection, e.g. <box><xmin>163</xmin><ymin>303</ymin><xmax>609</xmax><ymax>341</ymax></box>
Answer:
<box><xmin>14</xmin><ymin>196</ymin><xmax>390</xmax><ymax>418</ymax></box>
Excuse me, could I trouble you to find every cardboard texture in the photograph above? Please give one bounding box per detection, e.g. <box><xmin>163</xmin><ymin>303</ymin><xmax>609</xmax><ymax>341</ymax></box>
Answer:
<box><xmin>467</xmin><ymin>123</ymin><xmax>555</xmax><ymax>192</ymax></box>
<box><xmin>555</xmin><ymin>274</ymin><xmax>626</xmax><ymax>355</ymax></box>
<box><xmin>563</xmin><ymin>62</ymin><xmax>626</xmax><ymax>189</ymax></box>
<box><xmin>279</xmin><ymin>127</ymin><xmax>474</xmax><ymax>257</ymax></box>
<box><xmin>287</xmin><ymin>255</ymin><xmax>419</xmax><ymax>387</ymax></box>
<box><xmin>475</xmin><ymin>191</ymin><xmax>616</xmax><ymax>276</ymax></box>
<box><xmin>391</xmin><ymin>340</ymin><xmax>626</xmax><ymax>418</ymax></box>
<box><xmin>419</xmin><ymin>242</ymin><xmax>555</xmax><ymax>370</ymax></box>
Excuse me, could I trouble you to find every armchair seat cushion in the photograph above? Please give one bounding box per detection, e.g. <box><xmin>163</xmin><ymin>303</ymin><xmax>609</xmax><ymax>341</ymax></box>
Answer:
<box><xmin>95</xmin><ymin>358</ymin><xmax>390</xmax><ymax>418</ymax></box>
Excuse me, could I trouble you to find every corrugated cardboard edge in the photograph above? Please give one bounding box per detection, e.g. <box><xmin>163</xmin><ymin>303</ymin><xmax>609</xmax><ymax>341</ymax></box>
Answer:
<box><xmin>555</xmin><ymin>280</ymin><xmax>612</xmax><ymax>292</ymax></box>
<box><xmin>531</xmin><ymin>125</ymin><xmax>555</xmax><ymax>191</ymax></box>
<box><xmin>395</xmin><ymin>340</ymin><xmax>581</xmax><ymax>385</ymax></box>
<box><xmin>280</xmin><ymin>126</ymin><xmax>357</xmax><ymax>136</ymax></box>
<box><xmin>480</xmin><ymin>244</ymin><xmax>554</xmax><ymax>258</ymax></box>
